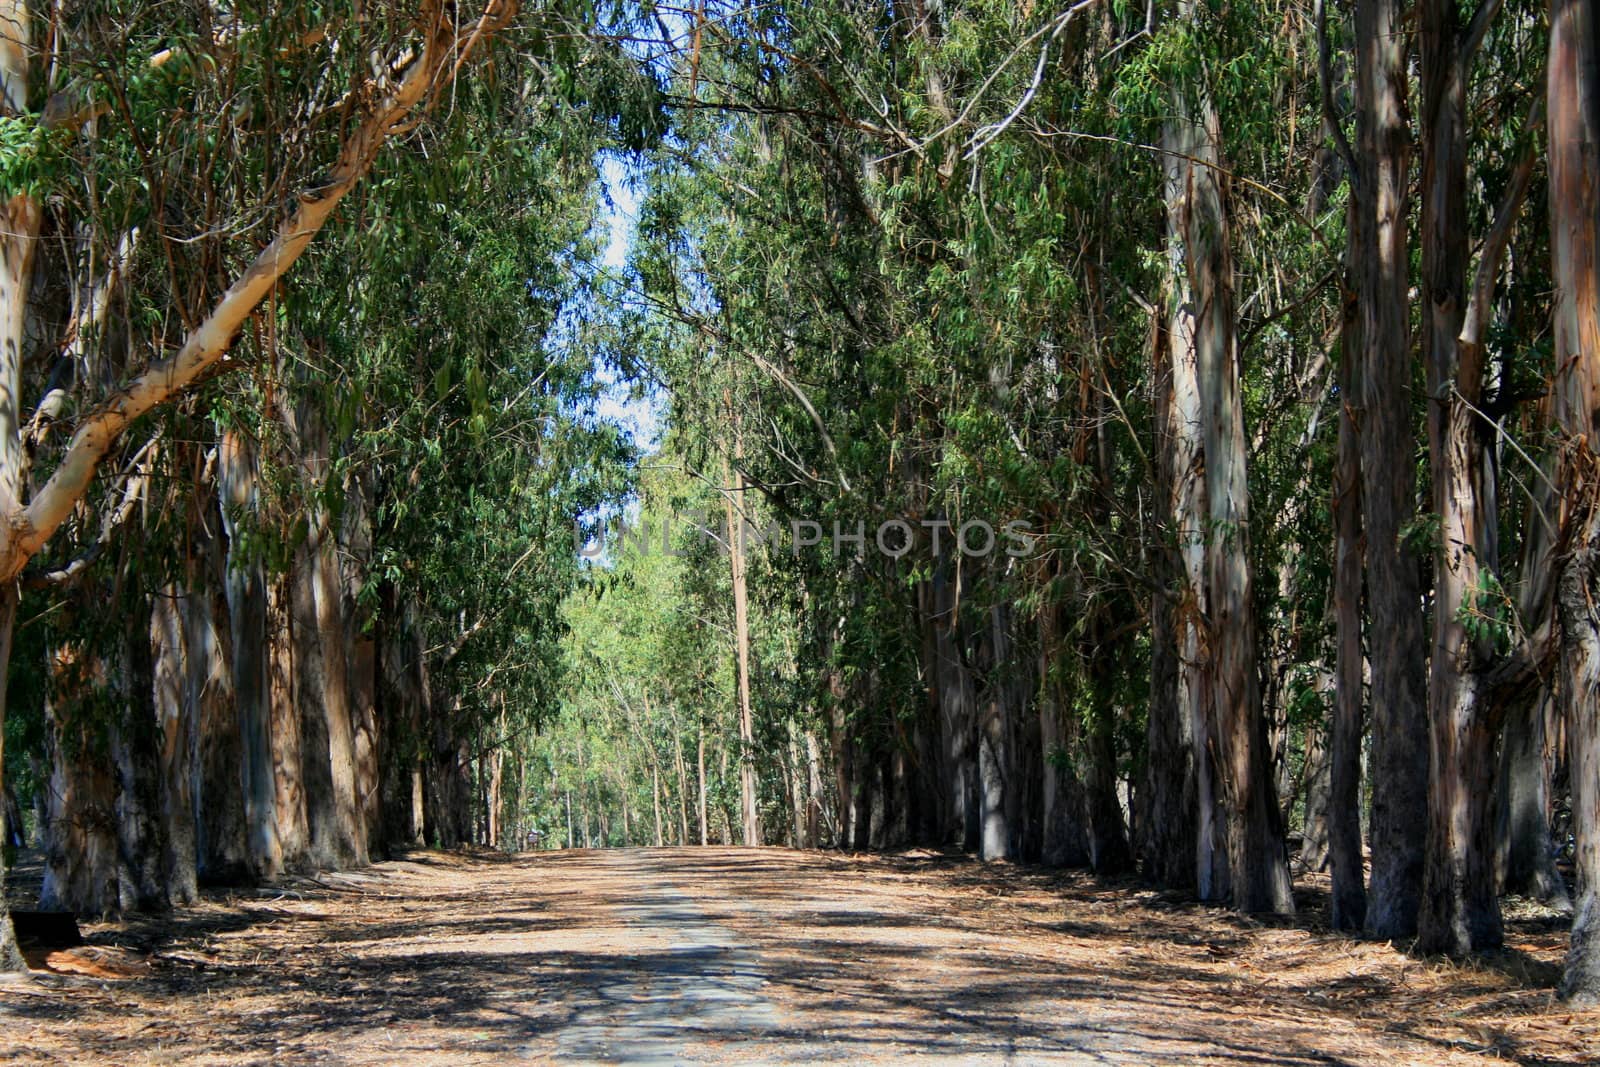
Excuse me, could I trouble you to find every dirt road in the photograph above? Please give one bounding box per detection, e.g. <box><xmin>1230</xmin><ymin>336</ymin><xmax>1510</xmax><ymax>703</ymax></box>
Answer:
<box><xmin>0</xmin><ymin>847</ymin><xmax>1591</xmax><ymax>1064</ymax></box>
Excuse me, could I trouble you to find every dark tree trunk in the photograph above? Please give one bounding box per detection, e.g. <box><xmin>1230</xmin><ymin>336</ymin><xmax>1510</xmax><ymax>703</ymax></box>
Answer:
<box><xmin>1083</xmin><ymin>610</ymin><xmax>1132</xmax><ymax>876</ymax></box>
<box><xmin>0</xmin><ymin>586</ymin><xmax>24</xmax><ymax>970</ymax></box>
<box><xmin>377</xmin><ymin>588</ymin><xmax>427</xmax><ymax>852</ymax></box>
<box><xmin>928</xmin><ymin>568</ymin><xmax>978</xmax><ymax>850</ymax></box>
<box><xmin>1330</xmin><ymin>250</ymin><xmax>1369</xmax><ymax>930</ymax></box>
<box><xmin>341</xmin><ymin>473</ymin><xmax>382</xmax><ymax>854</ymax></box>
<box><xmin>1355</xmin><ymin>0</ymin><xmax>1428</xmax><ymax>940</ymax></box>
<box><xmin>1497</xmin><ymin>693</ymin><xmax>1570</xmax><ymax>907</ymax></box>
<box><xmin>190</xmin><ymin>565</ymin><xmax>249</xmax><ymax>884</ymax></box>
<box><xmin>1298</xmin><ymin>701</ymin><xmax>1333</xmax><ymax>874</ymax></box>
<box><xmin>219</xmin><ymin>433</ymin><xmax>282</xmax><ymax>880</ymax></box>
<box><xmin>1041</xmin><ymin>621</ymin><xmax>1092</xmax><ymax>868</ymax></box>
<box><xmin>293</xmin><ymin>541</ymin><xmax>340</xmax><ymax>870</ymax></box>
<box><xmin>1416</xmin><ymin>0</ymin><xmax>1514</xmax><ymax>957</ymax></box>
<box><xmin>114</xmin><ymin>605</ymin><xmax>169</xmax><ymax>912</ymax></box>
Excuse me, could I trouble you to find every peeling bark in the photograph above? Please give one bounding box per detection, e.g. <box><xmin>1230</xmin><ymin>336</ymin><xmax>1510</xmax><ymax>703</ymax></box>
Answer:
<box><xmin>1549</xmin><ymin>0</ymin><xmax>1600</xmax><ymax>1002</ymax></box>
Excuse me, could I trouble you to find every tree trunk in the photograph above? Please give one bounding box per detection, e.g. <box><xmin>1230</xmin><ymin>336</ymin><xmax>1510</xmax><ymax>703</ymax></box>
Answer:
<box><xmin>268</xmin><ymin>574</ymin><xmax>308</xmax><ymax>866</ymax></box>
<box><xmin>292</xmin><ymin>540</ymin><xmax>340</xmax><ymax>870</ymax></box>
<box><xmin>697</xmin><ymin>715</ymin><xmax>709</xmax><ymax>845</ymax></box>
<box><xmin>1498</xmin><ymin>692</ymin><xmax>1570</xmax><ymax>906</ymax></box>
<box><xmin>724</xmin><ymin>456</ymin><xmax>762</xmax><ymax>846</ymax></box>
<box><xmin>377</xmin><ymin>589</ymin><xmax>427</xmax><ymax>852</ymax></box>
<box><xmin>486</xmin><ymin>705</ymin><xmax>505</xmax><ymax>850</ymax></box>
<box><xmin>1143</xmin><ymin>316</ymin><xmax>1197</xmax><ymax>889</ymax></box>
<box><xmin>341</xmin><ymin>475</ymin><xmax>382</xmax><ymax>854</ymax></box>
<box><xmin>1330</xmin><ymin>250</ymin><xmax>1369</xmax><ymax>930</ymax></box>
<box><xmin>1416</xmin><ymin>0</ymin><xmax>1514</xmax><ymax>957</ymax></box>
<box><xmin>219</xmin><ymin>433</ymin><xmax>283</xmax><ymax>880</ymax></box>
<box><xmin>1163</xmin><ymin>114</ymin><xmax>1228</xmax><ymax>902</ymax></box>
<box><xmin>0</xmin><ymin>0</ymin><xmax>35</xmax><ymax>971</ymax></box>
<box><xmin>190</xmin><ymin>556</ymin><xmax>249</xmax><ymax>884</ymax></box>
<box><xmin>1041</xmin><ymin>658</ymin><xmax>1091</xmax><ymax>869</ymax></box>
<box><xmin>152</xmin><ymin>589</ymin><xmax>199</xmax><ymax>905</ymax></box>
<box><xmin>651</xmin><ymin>760</ymin><xmax>664</xmax><ymax>847</ymax></box>
<box><xmin>40</xmin><ymin>645</ymin><xmax>121</xmax><ymax>916</ymax></box>
<box><xmin>1165</xmin><ymin>41</ymin><xmax>1290</xmax><ymax>910</ymax></box>
<box><xmin>309</xmin><ymin>463</ymin><xmax>365</xmax><ymax>867</ymax></box>
<box><xmin>114</xmin><ymin>604</ymin><xmax>169</xmax><ymax>911</ymax></box>
<box><xmin>1083</xmin><ymin>603</ymin><xmax>1133</xmax><ymax>875</ymax></box>
<box><xmin>805</xmin><ymin>729</ymin><xmax>824</xmax><ymax>848</ymax></box>
<box><xmin>0</xmin><ymin>587</ymin><xmax>23</xmax><ymax>970</ymax></box>
<box><xmin>1549</xmin><ymin>0</ymin><xmax>1600</xmax><ymax>1002</ymax></box>
<box><xmin>673</xmin><ymin>720</ymin><xmax>691</xmax><ymax>846</ymax></box>
<box><xmin>977</xmin><ymin>605</ymin><xmax>1015</xmax><ymax>862</ymax></box>
<box><xmin>1356</xmin><ymin>0</ymin><xmax>1429</xmax><ymax>939</ymax></box>
<box><xmin>1298</xmin><ymin>702</ymin><xmax>1333</xmax><ymax>874</ymax></box>
<box><xmin>930</xmin><ymin>569</ymin><xmax>979</xmax><ymax>849</ymax></box>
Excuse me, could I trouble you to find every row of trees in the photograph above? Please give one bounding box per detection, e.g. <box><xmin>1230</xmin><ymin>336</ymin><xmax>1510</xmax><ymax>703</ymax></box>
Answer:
<box><xmin>517</xmin><ymin>0</ymin><xmax>1600</xmax><ymax>1007</ymax></box>
<box><xmin>4</xmin><ymin>0</ymin><xmax>1600</xmax><ymax>1015</ymax></box>
<box><xmin>0</xmin><ymin>0</ymin><xmax>653</xmax><ymax>971</ymax></box>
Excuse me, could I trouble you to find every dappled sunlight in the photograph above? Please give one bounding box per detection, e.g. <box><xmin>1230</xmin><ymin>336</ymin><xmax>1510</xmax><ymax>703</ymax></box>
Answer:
<box><xmin>4</xmin><ymin>849</ymin><xmax>1593</xmax><ymax>1064</ymax></box>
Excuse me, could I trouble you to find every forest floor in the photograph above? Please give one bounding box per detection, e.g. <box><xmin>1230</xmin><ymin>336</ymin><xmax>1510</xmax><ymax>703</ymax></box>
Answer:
<box><xmin>0</xmin><ymin>846</ymin><xmax>1594</xmax><ymax>1065</ymax></box>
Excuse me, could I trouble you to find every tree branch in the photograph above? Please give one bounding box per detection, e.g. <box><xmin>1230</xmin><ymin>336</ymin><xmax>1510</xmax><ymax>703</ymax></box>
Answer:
<box><xmin>2</xmin><ymin>0</ymin><xmax>519</xmax><ymax>582</ymax></box>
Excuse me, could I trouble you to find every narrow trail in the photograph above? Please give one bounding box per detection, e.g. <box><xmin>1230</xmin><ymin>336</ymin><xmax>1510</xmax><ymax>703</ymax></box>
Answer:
<box><xmin>0</xmin><ymin>848</ymin><xmax>1588</xmax><ymax>1064</ymax></box>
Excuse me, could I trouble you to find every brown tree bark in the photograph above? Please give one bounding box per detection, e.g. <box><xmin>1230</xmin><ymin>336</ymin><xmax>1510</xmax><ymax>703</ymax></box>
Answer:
<box><xmin>1549</xmin><ymin>0</ymin><xmax>1600</xmax><ymax>1002</ymax></box>
<box><xmin>269</xmin><ymin>573</ymin><xmax>308</xmax><ymax>867</ymax></box>
<box><xmin>673</xmin><ymin>714</ymin><xmax>692</xmax><ymax>846</ymax></box>
<box><xmin>1164</xmin><ymin>132</ymin><xmax>1228</xmax><ymax>902</ymax></box>
<box><xmin>1330</xmin><ymin>236</ymin><xmax>1369</xmax><ymax>931</ymax></box>
<box><xmin>1298</xmin><ymin>702</ymin><xmax>1333</xmax><ymax>874</ymax></box>
<box><xmin>114</xmin><ymin>604</ymin><xmax>169</xmax><ymax>911</ymax></box>
<box><xmin>308</xmin><ymin>458</ymin><xmax>365</xmax><ymax>867</ymax></box>
<box><xmin>1416</xmin><ymin>0</ymin><xmax>1521</xmax><ymax>956</ymax></box>
<box><xmin>1164</xmin><ymin>34</ymin><xmax>1292</xmax><ymax>911</ymax></box>
<box><xmin>0</xmin><ymin>587</ymin><xmax>20</xmax><ymax>970</ymax></box>
<box><xmin>1355</xmin><ymin>0</ymin><xmax>1429</xmax><ymax>939</ymax></box>
<box><xmin>339</xmin><ymin>470</ymin><xmax>381</xmax><ymax>853</ymax></box>
<box><xmin>1042</xmin><ymin>615</ymin><xmax>1092</xmax><ymax>869</ymax></box>
<box><xmin>293</xmin><ymin>537</ymin><xmax>340</xmax><ymax>870</ymax></box>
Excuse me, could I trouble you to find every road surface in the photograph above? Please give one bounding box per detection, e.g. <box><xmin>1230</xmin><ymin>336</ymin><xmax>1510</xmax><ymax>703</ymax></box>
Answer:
<box><xmin>0</xmin><ymin>847</ymin><xmax>1586</xmax><ymax>1064</ymax></box>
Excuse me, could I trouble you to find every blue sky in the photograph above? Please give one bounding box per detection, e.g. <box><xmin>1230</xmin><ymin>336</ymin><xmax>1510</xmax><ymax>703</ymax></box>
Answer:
<box><xmin>591</xmin><ymin>153</ymin><xmax>664</xmax><ymax>453</ymax></box>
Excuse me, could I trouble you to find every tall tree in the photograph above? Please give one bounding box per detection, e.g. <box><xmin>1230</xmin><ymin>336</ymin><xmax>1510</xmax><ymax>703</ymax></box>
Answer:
<box><xmin>1353</xmin><ymin>0</ymin><xmax>1430</xmax><ymax>939</ymax></box>
<box><xmin>1549</xmin><ymin>0</ymin><xmax>1600</xmax><ymax>1003</ymax></box>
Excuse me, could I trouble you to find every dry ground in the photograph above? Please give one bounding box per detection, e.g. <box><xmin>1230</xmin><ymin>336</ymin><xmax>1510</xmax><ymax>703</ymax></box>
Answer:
<box><xmin>0</xmin><ymin>847</ymin><xmax>1595</xmax><ymax>1064</ymax></box>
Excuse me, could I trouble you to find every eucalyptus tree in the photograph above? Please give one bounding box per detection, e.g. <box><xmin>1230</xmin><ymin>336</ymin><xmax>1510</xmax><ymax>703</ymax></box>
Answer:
<box><xmin>0</xmin><ymin>0</ymin><xmax>522</xmax><ymax>964</ymax></box>
<box><xmin>1413</xmin><ymin>0</ymin><xmax>1545</xmax><ymax>958</ymax></box>
<box><xmin>1348</xmin><ymin>0</ymin><xmax>1431</xmax><ymax>941</ymax></box>
<box><xmin>1549</xmin><ymin>0</ymin><xmax>1600</xmax><ymax>1003</ymax></box>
